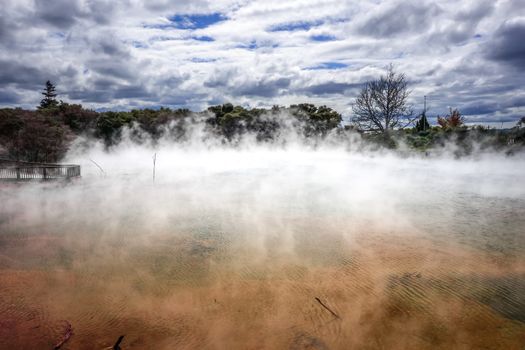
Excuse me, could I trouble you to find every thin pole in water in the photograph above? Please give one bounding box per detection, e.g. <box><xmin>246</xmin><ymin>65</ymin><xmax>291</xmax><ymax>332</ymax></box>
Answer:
<box><xmin>152</xmin><ymin>153</ymin><xmax>156</xmax><ymax>182</ymax></box>
<box><xmin>423</xmin><ymin>95</ymin><xmax>427</xmax><ymax>131</ymax></box>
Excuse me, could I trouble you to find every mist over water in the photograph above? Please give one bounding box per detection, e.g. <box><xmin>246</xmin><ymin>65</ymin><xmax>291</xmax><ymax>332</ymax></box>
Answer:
<box><xmin>1</xmin><ymin>138</ymin><xmax>525</xmax><ymax>349</ymax></box>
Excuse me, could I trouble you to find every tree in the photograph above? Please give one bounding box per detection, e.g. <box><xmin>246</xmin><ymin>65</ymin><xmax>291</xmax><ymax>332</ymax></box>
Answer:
<box><xmin>39</xmin><ymin>80</ymin><xmax>58</xmax><ymax>109</ymax></box>
<box><xmin>57</xmin><ymin>102</ymin><xmax>98</xmax><ymax>134</ymax></box>
<box><xmin>352</xmin><ymin>65</ymin><xmax>414</xmax><ymax>133</ymax></box>
<box><xmin>95</xmin><ymin>111</ymin><xmax>133</xmax><ymax>145</ymax></box>
<box><xmin>0</xmin><ymin>109</ymin><xmax>72</xmax><ymax>162</ymax></box>
<box><xmin>415</xmin><ymin>112</ymin><xmax>430</xmax><ymax>132</ymax></box>
<box><xmin>516</xmin><ymin>116</ymin><xmax>525</xmax><ymax>129</ymax></box>
<box><xmin>290</xmin><ymin>103</ymin><xmax>342</xmax><ymax>136</ymax></box>
<box><xmin>437</xmin><ymin>108</ymin><xmax>464</xmax><ymax>129</ymax></box>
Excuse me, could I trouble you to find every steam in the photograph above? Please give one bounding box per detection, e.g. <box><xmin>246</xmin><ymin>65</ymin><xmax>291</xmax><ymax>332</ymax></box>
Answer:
<box><xmin>1</xmin><ymin>113</ymin><xmax>524</xmax><ymax>349</ymax></box>
<box><xmin>3</xmin><ymin>122</ymin><xmax>524</xmax><ymax>254</ymax></box>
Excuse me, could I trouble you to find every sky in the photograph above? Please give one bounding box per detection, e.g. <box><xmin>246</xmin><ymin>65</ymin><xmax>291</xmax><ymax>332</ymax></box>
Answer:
<box><xmin>0</xmin><ymin>0</ymin><xmax>524</xmax><ymax>123</ymax></box>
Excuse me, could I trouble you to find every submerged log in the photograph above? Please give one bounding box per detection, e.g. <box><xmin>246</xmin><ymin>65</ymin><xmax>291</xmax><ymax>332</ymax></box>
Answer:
<box><xmin>53</xmin><ymin>321</ymin><xmax>73</xmax><ymax>349</ymax></box>
<box><xmin>315</xmin><ymin>297</ymin><xmax>340</xmax><ymax>319</ymax></box>
<box><xmin>113</xmin><ymin>335</ymin><xmax>125</xmax><ymax>350</ymax></box>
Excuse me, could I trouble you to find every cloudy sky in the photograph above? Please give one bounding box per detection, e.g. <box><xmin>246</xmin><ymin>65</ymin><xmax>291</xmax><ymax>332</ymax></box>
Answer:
<box><xmin>1</xmin><ymin>0</ymin><xmax>524</xmax><ymax>123</ymax></box>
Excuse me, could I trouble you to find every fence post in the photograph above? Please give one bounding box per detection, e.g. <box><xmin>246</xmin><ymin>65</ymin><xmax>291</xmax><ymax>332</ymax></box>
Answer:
<box><xmin>16</xmin><ymin>167</ymin><xmax>20</xmax><ymax>180</ymax></box>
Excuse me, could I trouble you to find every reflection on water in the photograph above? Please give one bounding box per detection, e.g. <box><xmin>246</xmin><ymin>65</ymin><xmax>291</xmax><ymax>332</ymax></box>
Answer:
<box><xmin>0</xmin><ymin>152</ymin><xmax>524</xmax><ymax>349</ymax></box>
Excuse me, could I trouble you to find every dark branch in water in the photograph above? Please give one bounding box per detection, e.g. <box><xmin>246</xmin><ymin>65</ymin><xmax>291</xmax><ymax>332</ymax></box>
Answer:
<box><xmin>113</xmin><ymin>335</ymin><xmax>125</xmax><ymax>350</ymax></box>
<box><xmin>53</xmin><ymin>321</ymin><xmax>73</xmax><ymax>349</ymax></box>
<box><xmin>90</xmin><ymin>158</ymin><xmax>106</xmax><ymax>176</ymax></box>
<box><xmin>315</xmin><ymin>297</ymin><xmax>340</xmax><ymax>319</ymax></box>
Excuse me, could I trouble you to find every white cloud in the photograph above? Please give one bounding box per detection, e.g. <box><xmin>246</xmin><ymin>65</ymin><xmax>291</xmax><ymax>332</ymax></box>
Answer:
<box><xmin>0</xmin><ymin>0</ymin><xmax>524</xmax><ymax>122</ymax></box>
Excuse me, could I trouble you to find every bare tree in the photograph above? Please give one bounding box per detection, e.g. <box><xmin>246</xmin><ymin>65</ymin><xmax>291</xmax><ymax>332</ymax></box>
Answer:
<box><xmin>352</xmin><ymin>65</ymin><xmax>414</xmax><ymax>133</ymax></box>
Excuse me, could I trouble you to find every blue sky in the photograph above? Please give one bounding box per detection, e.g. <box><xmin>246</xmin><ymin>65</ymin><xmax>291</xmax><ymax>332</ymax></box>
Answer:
<box><xmin>168</xmin><ymin>13</ymin><xmax>227</xmax><ymax>29</ymax></box>
<box><xmin>0</xmin><ymin>0</ymin><xmax>524</xmax><ymax>123</ymax></box>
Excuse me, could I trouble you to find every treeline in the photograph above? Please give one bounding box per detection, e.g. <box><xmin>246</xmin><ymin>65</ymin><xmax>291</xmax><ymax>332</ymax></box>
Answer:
<box><xmin>0</xmin><ymin>102</ymin><xmax>344</xmax><ymax>162</ymax></box>
<box><xmin>0</xmin><ymin>81</ymin><xmax>524</xmax><ymax>162</ymax></box>
<box><xmin>1</xmin><ymin>101</ymin><xmax>524</xmax><ymax>163</ymax></box>
<box><xmin>373</xmin><ymin>122</ymin><xmax>525</xmax><ymax>156</ymax></box>
<box><xmin>4</xmin><ymin>69</ymin><xmax>525</xmax><ymax>163</ymax></box>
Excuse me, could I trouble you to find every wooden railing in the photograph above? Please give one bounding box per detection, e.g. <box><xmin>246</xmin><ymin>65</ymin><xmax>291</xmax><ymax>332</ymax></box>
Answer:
<box><xmin>0</xmin><ymin>163</ymin><xmax>81</xmax><ymax>181</ymax></box>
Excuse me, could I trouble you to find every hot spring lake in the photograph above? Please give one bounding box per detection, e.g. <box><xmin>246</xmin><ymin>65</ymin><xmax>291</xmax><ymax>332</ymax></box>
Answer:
<box><xmin>1</xmin><ymin>148</ymin><xmax>524</xmax><ymax>349</ymax></box>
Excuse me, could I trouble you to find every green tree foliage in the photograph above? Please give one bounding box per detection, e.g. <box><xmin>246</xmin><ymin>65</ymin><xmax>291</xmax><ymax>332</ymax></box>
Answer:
<box><xmin>415</xmin><ymin>112</ymin><xmax>430</xmax><ymax>132</ymax></box>
<box><xmin>95</xmin><ymin>111</ymin><xmax>134</xmax><ymax>144</ymax></box>
<box><xmin>129</xmin><ymin>107</ymin><xmax>191</xmax><ymax>142</ymax></box>
<box><xmin>0</xmin><ymin>108</ymin><xmax>25</xmax><ymax>139</ymax></box>
<box><xmin>57</xmin><ymin>102</ymin><xmax>98</xmax><ymax>133</ymax></box>
<box><xmin>206</xmin><ymin>103</ymin><xmax>341</xmax><ymax>141</ymax></box>
<box><xmin>290</xmin><ymin>103</ymin><xmax>342</xmax><ymax>136</ymax></box>
<box><xmin>39</xmin><ymin>80</ymin><xmax>59</xmax><ymax>109</ymax></box>
<box><xmin>516</xmin><ymin>117</ymin><xmax>525</xmax><ymax>128</ymax></box>
<box><xmin>94</xmin><ymin>108</ymin><xmax>193</xmax><ymax>145</ymax></box>
<box><xmin>208</xmin><ymin>103</ymin><xmax>234</xmax><ymax>118</ymax></box>
<box><xmin>216</xmin><ymin>105</ymin><xmax>250</xmax><ymax>139</ymax></box>
<box><xmin>0</xmin><ymin>109</ymin><xmax>71</xmax><ymax>162</ymax></box>
<box><xmin>207</xmin><ymin>103</ymin><xmax>269</xmax><ymax>140</ymax></box>
<box><xmin>17</xmin><ymin>116</ymin><xmax>71</xmax><ymax>162</ymax></box>
<box><xmin>2</xmin><ymin>84</ymin><xmax>524</xmax><ymax>162</ymax></box>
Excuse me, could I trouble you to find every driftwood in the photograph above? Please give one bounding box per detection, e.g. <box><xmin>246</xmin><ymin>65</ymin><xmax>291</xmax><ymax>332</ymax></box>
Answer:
<box><xmin>113</xmin><ymin>335</ymin><xmax>125</xmax><ymax>350</ymax></box>
<box><xmin>315</xmin><ymin>297</ymin><xmax>340</xmax><ymax>319</ymax></box>
<box><xmin>89</xmin><ymin>158</ymin><xmax>106</xmax><ymax>177</ymax></box>
<box><xmin>53</xmin><ymin>321</ymin><xmax>73</xmax><ymax>349</ymax></box>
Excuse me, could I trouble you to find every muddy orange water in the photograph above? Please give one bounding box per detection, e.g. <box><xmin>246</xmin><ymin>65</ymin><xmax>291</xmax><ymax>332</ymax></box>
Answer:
<box><xmin>0</xmin><ymin>153</ymin><xmax>524</xmax><ymax>349</ymax></box>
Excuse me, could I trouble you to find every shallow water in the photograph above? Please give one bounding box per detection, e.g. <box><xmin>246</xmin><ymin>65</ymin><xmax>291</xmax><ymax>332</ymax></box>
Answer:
<box><xmin>0</xmin><ymin>149</ymin><xmax>524</xmax><ymax>349</ymax></box>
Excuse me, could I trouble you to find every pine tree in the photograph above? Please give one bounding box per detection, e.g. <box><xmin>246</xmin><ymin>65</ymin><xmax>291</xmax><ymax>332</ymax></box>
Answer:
<box><xmin>39</xmin><ymin>80</ymin><xmax>58</xmax><ymax>109</ymax></box>
<box><xmin>415</xmin><ymin>112</ymin><xmax>430</xmax><ymax>132</ymax></box>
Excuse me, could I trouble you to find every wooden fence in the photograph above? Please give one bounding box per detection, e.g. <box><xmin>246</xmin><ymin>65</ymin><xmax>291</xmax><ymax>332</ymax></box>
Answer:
<box><xmin>0</xmin><ymin>164</ymin><xmax>81</xmax><ymax>181</ymax></box>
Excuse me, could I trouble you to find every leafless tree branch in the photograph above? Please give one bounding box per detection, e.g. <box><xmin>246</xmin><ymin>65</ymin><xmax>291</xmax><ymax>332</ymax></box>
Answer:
<box><xmin>352</xmin><ymin>64</ymin><xmax>413</xmax><ymax>133</ymax></box>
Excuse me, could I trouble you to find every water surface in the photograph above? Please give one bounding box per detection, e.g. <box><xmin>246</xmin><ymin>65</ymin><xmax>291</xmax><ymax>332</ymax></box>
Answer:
<box><xmin>1</xmin><ymin>150</ymin><xmax>524</xmax><ymax>349</ymax></box>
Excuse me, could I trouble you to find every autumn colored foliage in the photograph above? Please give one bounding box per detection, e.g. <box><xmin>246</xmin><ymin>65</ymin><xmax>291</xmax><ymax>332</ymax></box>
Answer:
<box><xmin>437</xmin><ymin>109</ymin><xmax>465</xmax><ymax>129</ymax></box>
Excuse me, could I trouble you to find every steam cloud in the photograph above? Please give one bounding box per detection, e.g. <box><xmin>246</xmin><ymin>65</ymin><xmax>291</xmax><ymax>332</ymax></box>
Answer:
<box><xmin>1</xmin><ymin>117</ymin><xmax>524</xmax><ymax>349</ymax></box>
